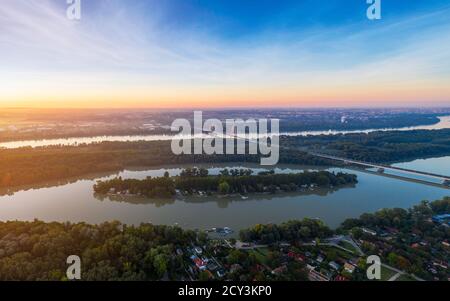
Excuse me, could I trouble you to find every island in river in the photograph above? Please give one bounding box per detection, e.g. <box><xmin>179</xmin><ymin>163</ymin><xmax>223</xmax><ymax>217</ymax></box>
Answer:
<box><xmin>93</xmin><ymin>168</ymin><xmax>358</xmax><ymax>199</ymax></box>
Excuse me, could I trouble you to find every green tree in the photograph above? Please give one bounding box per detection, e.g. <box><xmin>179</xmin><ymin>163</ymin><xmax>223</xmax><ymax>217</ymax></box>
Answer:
<box><xmin>199</xmin><ymin>271</ymin><xmax>211</xmax><ymax>281</ymax></box>
<box><xmin>218</xmin><ymin>181</ymin><xmax>230</xmax><ymax>195</ymax></box>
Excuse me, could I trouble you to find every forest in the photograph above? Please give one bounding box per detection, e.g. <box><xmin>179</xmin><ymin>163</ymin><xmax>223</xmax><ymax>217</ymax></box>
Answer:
<box><xmin>283</xmin><ymin>129</ymin><xmax>450</xmax><ymax>163</ymax></box>
<box><xmin>239</xmin><ymin>219</ymin><xmax>333</xmax><ymax>244</ymax></box>
<box><xmin>0</xmin><ymin>140</ymin><xmax>328</xmax><ymax>192</ymax></box>
<box><xmin>1</xmin><ymin>128</ymin><xmax>449</xmax><ymax>192</ymax></box>
<box><xmin>0</xmin><ymin>198</ymin><xmax>448</xmax><ymax>281</ymax></box>
<box><xmin>0</xmin><ymin>221</ymin><xmax>197</xmax><ymax>281</ymax></box>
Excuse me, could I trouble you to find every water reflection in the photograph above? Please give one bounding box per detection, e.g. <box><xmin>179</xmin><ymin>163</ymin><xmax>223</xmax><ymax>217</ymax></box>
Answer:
<box><xmin>0</xmin><ymin>160</ymin><xmax>448</xmax><ymax>230</ymax></box>
<box><xmin>0</xmin><ymin>163</ymin><xmax>323</xmax><ymax>197</ymax></box>
<box><xmin>95</xmin><ymin>193</ymin><xmax>177</xmax><ymax>207</ymax></box>
<box><xmin>0</xmin><ymin>171</ymin><xmax>119</xmax><ymax>197</ymax></box>
<box><xmin>93</xmin><ymin>184</ymin><xmax>356</xmax><ymax>208</ymax></box>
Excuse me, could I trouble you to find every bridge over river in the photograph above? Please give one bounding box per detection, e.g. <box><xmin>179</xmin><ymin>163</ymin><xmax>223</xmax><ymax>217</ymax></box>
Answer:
<box><xmin>192</xmin><ymin>128</ymin><xmax>450</xmax><ymax>189</ymax></box>
<box><xmin>310</xmin><ymin>153</ymin><xmax>450</xmax><ymax>188</ymax></box>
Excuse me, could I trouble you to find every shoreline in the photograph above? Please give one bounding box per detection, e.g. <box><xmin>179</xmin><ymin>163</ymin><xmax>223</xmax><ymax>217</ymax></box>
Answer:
<box><xmin>1</xmin><ymin>115</ymin><xmax>449</xmax><ymax>149</ymax></box>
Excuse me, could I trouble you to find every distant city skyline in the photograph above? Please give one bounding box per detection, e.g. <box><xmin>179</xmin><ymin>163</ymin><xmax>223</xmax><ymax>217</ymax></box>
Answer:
<box><xmin>1</xmin><ymin>0</ymin><xmax>450</xmax><ymax>108</ymax></box>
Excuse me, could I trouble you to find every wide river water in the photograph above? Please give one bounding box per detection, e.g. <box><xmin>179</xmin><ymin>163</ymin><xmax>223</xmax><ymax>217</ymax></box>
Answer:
<box><xmin>0</xmin><ymin>156</ymin><xmax>448</xmax><ymax>230</ymax></box>
<box><xmin>1</xmin><ymin>116</ymin><xmax>449</xmax><ymax>149</ymax></box>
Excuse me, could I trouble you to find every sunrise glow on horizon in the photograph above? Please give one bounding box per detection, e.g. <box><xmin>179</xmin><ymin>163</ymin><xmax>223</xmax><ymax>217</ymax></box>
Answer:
<box><xmin>1</xmin><ymin>0</ymin><xmax>450</xmax><ymax>109</ymax></box>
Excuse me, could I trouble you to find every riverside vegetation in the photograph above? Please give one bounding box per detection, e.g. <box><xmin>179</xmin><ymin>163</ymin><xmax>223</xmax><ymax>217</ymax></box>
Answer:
<box><xmin>93</xmin><ymin>168</ymin><xmax>358</xmax><ymax>198</ymax></box>
<box><xmin>1</xmin><ymin>129</ymin><xmax>450</xmax><ymax>191</ymax></box>
<box><xmin>0</xmin><ymin>197</ymin><xmax>448</xmax><ymax>281</ymax></box>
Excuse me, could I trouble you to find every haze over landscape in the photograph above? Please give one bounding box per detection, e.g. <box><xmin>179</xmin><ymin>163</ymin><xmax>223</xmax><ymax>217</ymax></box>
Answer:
<box><xmin>1</xmin><ymin>0</ymin><xmax>450</xmax><ymax>108</ymax></box>
<box><xmin>0</xmin><ymin>1</ymin><xmax>449</xmax><ymax>284</ymax></box>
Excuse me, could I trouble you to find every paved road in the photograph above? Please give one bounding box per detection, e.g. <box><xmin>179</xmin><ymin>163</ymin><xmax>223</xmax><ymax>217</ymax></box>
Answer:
<box><xmin>311</xmin><ymin>152</ymin><xmax>450</xmax><ymax>182</ymax></box>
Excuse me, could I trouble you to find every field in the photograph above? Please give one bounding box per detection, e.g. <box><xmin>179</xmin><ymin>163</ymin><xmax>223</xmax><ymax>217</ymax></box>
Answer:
<box><xmin>395</xmin><ymin>274</ymin><xmax>417</xmax><ymax>281</ymax></box>
<box><xmin>248</xmin><ymin>248</ymin><xmax>270</xmax><ymax>265</ymax></box>
<box><xmin>380</xmin><ymin>265</ymin><xmax>398</xmax><ymax>281</ymax></box>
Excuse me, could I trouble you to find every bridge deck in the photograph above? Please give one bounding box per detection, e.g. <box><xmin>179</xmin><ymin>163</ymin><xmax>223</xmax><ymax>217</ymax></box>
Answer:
<box><xmin>196</xmin><ymin>131</ymin><xmax>450</xmax><ymax>183</ymax></box>
<box><xmin>311</xmin><ymin>153</ymin><xmax>450</xmax><ymax>181</ymax></box>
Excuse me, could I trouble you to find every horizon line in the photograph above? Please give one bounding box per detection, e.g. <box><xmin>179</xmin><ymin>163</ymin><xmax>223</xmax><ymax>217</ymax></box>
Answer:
<box><xmin>1</xmin><ymin>105</ymin><xmax>449</xmax><ymax>111</ymax></box>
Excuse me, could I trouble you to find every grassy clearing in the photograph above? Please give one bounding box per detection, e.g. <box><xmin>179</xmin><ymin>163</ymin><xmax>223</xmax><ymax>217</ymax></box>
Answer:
<box><xmin>396</xmin><ymin>274</ymin><xmax>417</xmax><ymax>281</ymax></box>
<box><xmin>248</xmin><ymin>248</ymin><xmax>270</xmax><ymax>265</ymax></box>
<box><xmin>380</xmin><ymin>265</ymin><xmax>398</xmax><ymax>281</ymax></box>
<box><xmin>338</xmin><ymin>241</ymin><xmax>357</xmax><ymax>253</ymax></box>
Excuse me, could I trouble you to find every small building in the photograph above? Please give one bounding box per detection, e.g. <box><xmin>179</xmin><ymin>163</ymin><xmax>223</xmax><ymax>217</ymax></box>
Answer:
<box><xmin>361</xmin><ymin>228</ymin><xmax>377</xmax><ymax>236</ymax></box>
<box><xmin>344</xmin><ymin>263</ymin><xmax>356</xmax><ymax>274</ymax></box>
<box><xmin>334</xmin><ymin>275</ymin><xmax>349</xmax><ymax>281</ymax></box>
<box><xmin>194</xmin><ymin>258</ymin><xmax>207</xmax><ymax>270</ymax></box>
<box><xmin>432</xmin><ymin>214</ymin><xmax>450</xmax><ymax>225</ymax></box>
<box><xmin>230</xmin><ymin>264</ymin><xmax>242</xmax><ymax>273</ymax></box>
<box><xmin>308</xmin><ymin>269</ymin><xmax>330</xmax><ymax>282</ymax></box>
<box><xmin>329</xmin><ymin>261</ymin><xmax>340</xmax><ymax>271</ymax></box>
<box><xmin>272</xmin><ymin>265</ymin><xmax>288</xmax><ymax>275</ymax></box>
<box><xmin>316</xmin><ymin>255</ymin><xmax>324</xmax><ymax>263</ymax></box>
<box><xmin>288</xmin><ymin>251</ymin><xmax>305</xmax><ymax>262</ymax></box>
<box><xmin>216</xmin><ymin>269</ymin><xmax>226</xmax><ymax>278</ymax></box>
<box><xmin>207</xmin><ymin>262</ymin><xmax>218</xmax><ymax>271</ymax></box>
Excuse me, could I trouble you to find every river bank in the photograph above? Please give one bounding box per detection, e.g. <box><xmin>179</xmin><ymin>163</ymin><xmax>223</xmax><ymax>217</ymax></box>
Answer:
<box><xmin>1</xmin><ymin>116</ymin><xmax>449</xmax><ymax>149</ymax></box>
<box><xmin>0</xmin><ymin>158</ymin><xmax>448</xmax><ymax>230</ymax></box>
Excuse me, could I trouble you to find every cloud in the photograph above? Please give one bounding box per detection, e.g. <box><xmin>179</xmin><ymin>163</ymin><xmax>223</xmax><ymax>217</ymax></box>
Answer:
<box><xmin>0</xmin><ymin>0</ymin><xmax>449</xmax><ymax>107</ymax></box>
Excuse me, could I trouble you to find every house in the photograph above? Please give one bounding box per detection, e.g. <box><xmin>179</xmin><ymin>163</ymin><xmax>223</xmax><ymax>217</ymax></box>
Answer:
<box><xmin>230</xmin><ymin>264</ymin><xmax>242</xmax><ymax>273</ymax></box>
<box><xmin>194</xmin><ymin>258</ymin><xmax>207</xmax><ymax>270</ymax></box>
<box><xmin>308</xmin><ymin>269</ymin><xmax>330</xmax><ymax>281</ymax></box>
<box><xmin>433</xmin><ymin>261</ymin><xmax>448</xmax><ymax>269</ymax></box>
<box><xmin>316</xmin><ymin>255</ymin><xmax>324</xmax><ymax>263</ymax></box>
<box><xmin>344</xmin><ymin>263</ymin><xmax>356</xmax><ymax>274</ymax></box>
<box><xmin>362</xmin><ymin>228</ymin><xmax>377</xmax><ymax>236</ymax></box>
<box><xmin>329</xmin><ymin>261</ymin><xmax>340</xmax><ymax>271</ymax></box>
<box><xmin>194</xmin><ymin>247</ymin><xmax>203</xmax><ymax>255</ymax></box>
<box><xmin>216</xmin><ymin>269</ymin><xmax>226</xmax><ymax>278</ymax></box>
<box><xmin>287</xmin><ymin>251</ymin><xmax>305</xmax><ymax>262</ymax></box>
<box><xmin>272</xmin><ymin>265</ymin><xmax>288</xmax><ymax>275</ymax></box>
<box><xmin>207</xmin><ymin>262</ymin><xmax>218</xmax><ymax>271</ymax></box>
<box><xmin>334</xmin><ymin>275</ymin><xmax>349</xmax><ymax>281</ymax></box>
<box><xmin>441</xmin><ymin>241</ymin><xmax>450</xmax><ymax>247</ymax></box>
<box><xmin>432</xmin><ymin>214</ymin><xmax>450</xmax><ymax>226</ymax></box>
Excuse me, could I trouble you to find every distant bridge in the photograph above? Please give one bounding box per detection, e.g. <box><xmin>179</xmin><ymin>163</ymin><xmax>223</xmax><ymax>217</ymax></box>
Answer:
<box><xmin>310</xmin><ymin>153</ymin><xmax>450</xmax><ymax>185</ymax></box>
<box><xmin>194</xmin><ymin>129</ymin><xmax>450</xmax><ymax>188</ymax></box>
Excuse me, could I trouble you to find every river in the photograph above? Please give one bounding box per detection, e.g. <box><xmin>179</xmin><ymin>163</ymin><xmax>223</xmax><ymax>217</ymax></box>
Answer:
<box><xmin>0</xmin><ymin>157</ymin><xmax>448</xmax><ymax>231</ymax></box>
<box><xmin>1</xmin><ymin>116</ymin><xmax>449</xmax><ymax>149</ymax></box>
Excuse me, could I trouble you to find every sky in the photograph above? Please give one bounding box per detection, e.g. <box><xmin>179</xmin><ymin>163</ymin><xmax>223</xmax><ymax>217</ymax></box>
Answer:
<box><xmin>0</xmin><ymin>0</ymin><xmax>450</xmax><ymax>108</ymax></box>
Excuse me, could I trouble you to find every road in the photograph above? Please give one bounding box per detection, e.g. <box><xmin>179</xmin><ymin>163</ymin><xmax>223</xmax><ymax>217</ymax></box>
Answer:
<box><xmin>310</xmin><ymin>153</ymin><xmax>450</xmax><ymax>183</ymax></box>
